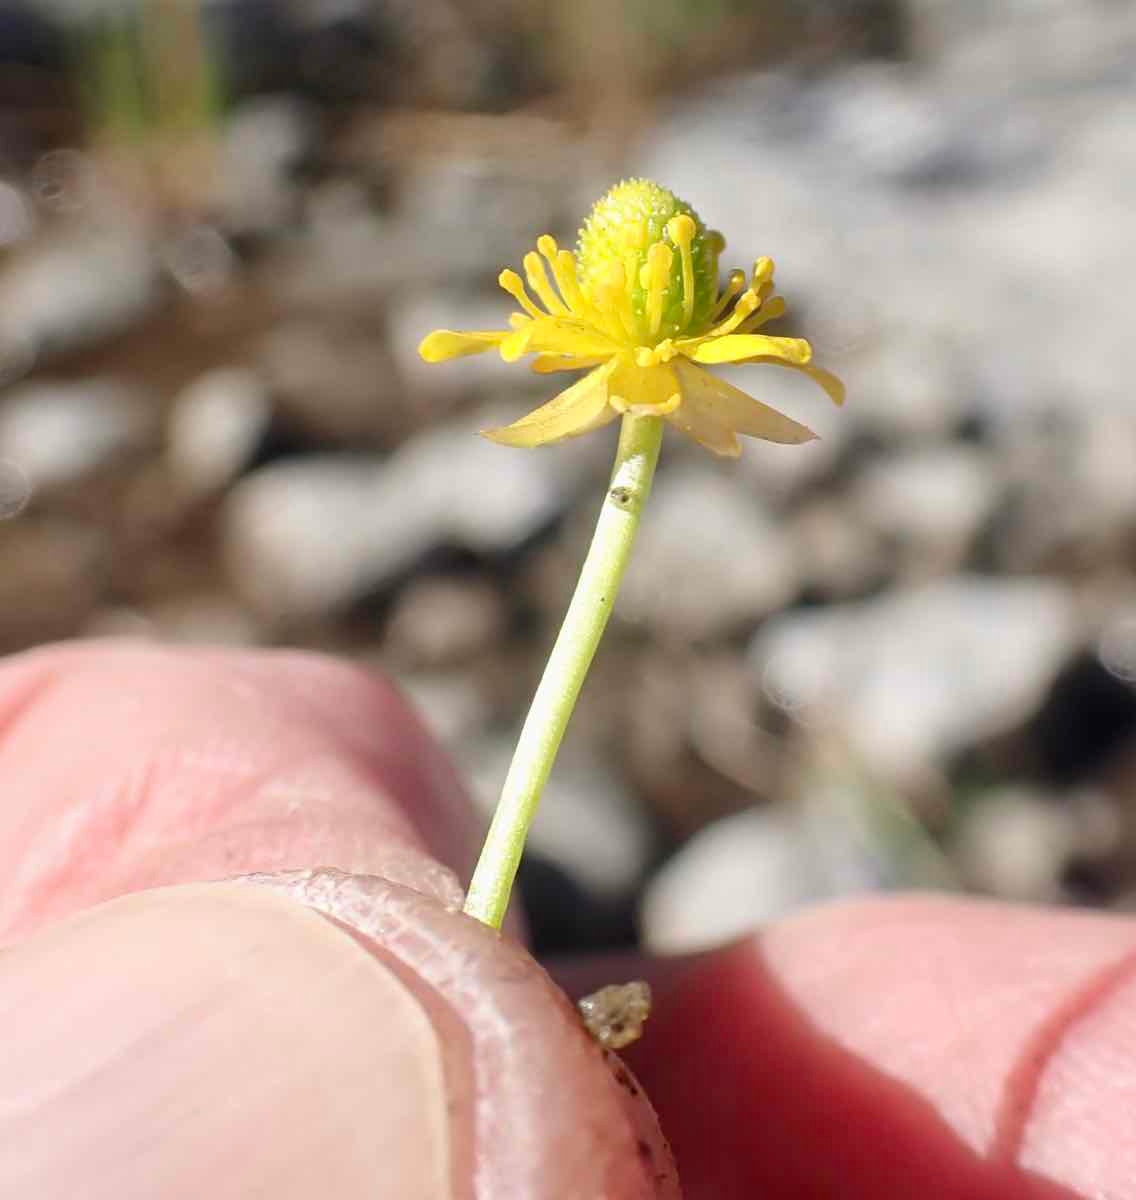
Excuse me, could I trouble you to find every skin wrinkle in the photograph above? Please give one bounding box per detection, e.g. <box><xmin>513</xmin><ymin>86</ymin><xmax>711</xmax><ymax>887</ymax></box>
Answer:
<box><xmin>992</xmin><ymin>944</ymin><xmax>1136</xmax><ymax>1164</ymax></box>
<box><xmin>0</xmin><ymin>662</ymin><xmax>58</xmax><ymax>752</ymax></box>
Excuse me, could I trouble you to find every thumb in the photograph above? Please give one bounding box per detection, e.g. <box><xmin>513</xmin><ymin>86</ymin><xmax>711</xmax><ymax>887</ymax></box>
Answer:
<box><xmin>0</xmin><ymin>877</ymin><xmax>677</xmax><ymax>1199</ymax></box>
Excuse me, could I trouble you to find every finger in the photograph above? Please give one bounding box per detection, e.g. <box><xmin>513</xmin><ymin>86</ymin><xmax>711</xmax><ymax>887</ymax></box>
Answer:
<box><xmin>0</xmin><ymin>878</ymin><xmax>678</xmax><ymax>1199</ymax></box>
<box><xmin>616</xmin><ymin>895</ymin><xmax>1136</xmax><ymax>1200</ymax></box>
<box><xmin>0</xmin><ymin>641</ymin><xmax>481</xmax><ymax>941</ymax></box>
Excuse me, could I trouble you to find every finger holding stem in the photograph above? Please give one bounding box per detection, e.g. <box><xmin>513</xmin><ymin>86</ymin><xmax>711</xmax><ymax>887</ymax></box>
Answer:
<box><xmin>463</xmin><ymin>414</ymin><xmax>664</xmax><ymax>930</ymax></box>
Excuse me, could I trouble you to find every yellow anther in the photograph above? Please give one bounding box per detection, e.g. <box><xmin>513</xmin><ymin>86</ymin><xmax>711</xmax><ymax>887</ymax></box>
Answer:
<box><xmin>666</xmin><ymin>214</ymin><xmax>697</xmax><ymax>331</ymax></box>
<box><xmin>524</xmin><ymin>251</ymin><xmax>569</xmax><ymax>315</ymax></box>
<box><xmin>709</xmin><ymin>269</ymin><xmax>746</xmax><ymax>322</ymax></box>
<box><xmin>499</xmin><ymin>269</ymin><xmax>542</xmax><ymax>318</ymax></box>
<box><xmin>508</xmin><ymin>312</ymin><xmax>529</xmax><ymax>329</ymax></box>
<box><xmin>751</xmin><ymin>256</ymin><xmax>774</xmax><ymax>290</ymax></box>
<box><xmin>643</xmin><ymin>241</ymin><xmax>674</xmax><ymax>340</ymax></box>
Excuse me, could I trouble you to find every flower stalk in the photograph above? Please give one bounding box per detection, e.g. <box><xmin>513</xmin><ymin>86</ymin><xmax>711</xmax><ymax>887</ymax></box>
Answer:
<box><xmin>463</xmin><ymin>413</ymin><xmax>664</xmax><ymax>929</ymax></box>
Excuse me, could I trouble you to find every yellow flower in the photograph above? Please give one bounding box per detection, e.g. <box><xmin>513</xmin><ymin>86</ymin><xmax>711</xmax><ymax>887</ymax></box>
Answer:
<box><xmin>418</xmin><ymin>179</ymin><xmax>844</xmax><ymax>458</ymax></box>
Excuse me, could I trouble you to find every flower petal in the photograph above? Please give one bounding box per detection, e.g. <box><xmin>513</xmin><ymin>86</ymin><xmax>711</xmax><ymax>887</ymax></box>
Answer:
<box><xmin>675</xmin><ymin>360</ymin><xmax>817</xmax><ymax>445</ymax></box>
<box><xmin>664</xmin><ymin>402</ymin><xmax>741</xmax><ymax>458</ymax></box>
<box><xmin>530</xmin><ymin>354</ymin><xmax>608</xmax><ymax>375</ymax></box>
<box><xmin>418</xmin><ymin>330</ymin><xmax>508</xmax><ymax>363</ymax></box>
<box><xmin>500</xmin><ymin>318</ymin><xmax>620</xmax><ymax>364</ymax></box>
<box><xmin>481</xmin><ymin>360</ymin><xmax>619</xmax><ymax>448</ymax></box>
<box><xmin>746</xmin><ymin>358</ymin><xmax>846</xmax><ymax>406</ymax></box>
<box><xmin>609</xmin><ymin>362</ymin><xmax>680</xmax><ymax>415</ymax></box>
<box><xmin>684</xmin><ymin>333</ymin><xmax>812</xmax><ymax>366</ymax></box>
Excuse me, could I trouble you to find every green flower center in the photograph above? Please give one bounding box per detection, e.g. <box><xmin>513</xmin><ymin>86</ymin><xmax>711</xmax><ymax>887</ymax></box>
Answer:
<box><xmin>576</xmin><ymin>179</ymin><xmax>722</xmax><ymax>343</ymax></box>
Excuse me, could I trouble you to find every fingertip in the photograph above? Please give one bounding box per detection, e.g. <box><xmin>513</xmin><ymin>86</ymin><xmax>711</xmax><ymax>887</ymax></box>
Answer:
<box><xmin>0</xmin><ymin>878</ymin><xmax>676</xmax><ymax>1199</ymax></box>
<box><xmin>626</xmin><ymin>895</ymin><xmax>1136</xmax><ymax>1199</ymax></box>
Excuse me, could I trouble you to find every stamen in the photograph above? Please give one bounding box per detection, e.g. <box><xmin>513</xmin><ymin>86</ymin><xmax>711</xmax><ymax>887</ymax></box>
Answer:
<box><xmin>644</xmin><ymin>241</ymin><xmax>673</xmax><ymax>339</ymax></box>
<box><xmin>550</xmin><ymin>250</ymin><xmax>589</xmax><ymax>315</ymax></box>
<box><xmin>707</xmin><ymin>230</ymin><xmax>726</xmax><ymax>280</ymax></box>
<box><xmin>666</xmin><ymin>214</ymin><xmax>697</xmax><ymax>331</ymax></box>
<box><xmin>499</xmin><ymin>269</ymin><xmax>542</xmax><ymax>318</ymax></box>
<box><xmin>599</xmin><ymin>260</ymin><xmax>638</xmax><ymax>342</ymax></box>
<box><xmin>736</xmin><ymin>295</ymin><xmax>786</xmax><ymax>333</ymax></box>
<box><xmin>538</xmin><ymin>237</ymin><xmax>578</xmax><ymax>318</ymax></box>
<box><xmin>623</xmin><ymin>250</ymin><xmax>641</xmax><ymax>326</ymax></box>
<box><xmin>635</xmin><ymin>338</ymin><xmax>677</xmax><ymax>368</ymax></box>
<box><xmin>708</xmin><ymin>269</ymin><xmax>746</xmax><ymax>322</ymax></box>
<box><xmin>751</xmin><ymin>256</ymin><xmax>774</xmax><ymax>291</ymax></box>
<box><xmin>704</xmin><ymin>288</ymin><xmax>759</xmax><ymax>339</ymax></box>
<box><xmin>524</xmin><ymin>251</ymin><xmax>569</xmax><ymax>316</ymax></box>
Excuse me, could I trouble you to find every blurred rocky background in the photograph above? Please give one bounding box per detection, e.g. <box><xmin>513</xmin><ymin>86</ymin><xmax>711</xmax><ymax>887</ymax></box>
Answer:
<box><xmin>1</xmin><ymin>0</ymin><xmax>1135</xmax><ymax>956</ymax></box>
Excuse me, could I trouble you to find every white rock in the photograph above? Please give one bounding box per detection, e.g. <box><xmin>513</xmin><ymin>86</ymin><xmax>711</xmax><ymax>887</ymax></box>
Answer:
<box><xmin>0</xmin><ymin>228</ymin><xmax>158</xmax><ymax>360</ymax></box>
<box><xmin>392</xmin><ymin>671</ymin><xmax>489</xmax><ymax>750</ymax></box>
<box><xmin>824</xmin><ymin>64</ymin><xmax>965</xmax><ymax>185</ymax></box>
<box><xmin>258</xmin><ymin>320</ymin><xmax>402</xmax><ymax>442</ymax></box>
<box><xmin>219</xmin><ymin>96</ymin><xmax>315</xmax><ymax>237</ymax></box>
<box><xmin>0</xmin><ymin>380</ymin><xmax>153</xmax><ymax>490</ymax></box>
<box><xmin>954</xmin><ymin>788</ymin><xmax>1072</xmax><ymax>901</ymax></box>
<box><xmin>640</xmin><ymin>803</ymin><xmax>877</xmax><ymax>954</ymax></box>
<box><xmin>851</xmin><ymin>446</ymin><xmax>1000</xmax><ymax>571</ymax></box>
<box><xmin>621</xmin><ymin>465</ymin><xmax>798</xmax><ymax>638</ymax></box>
<box><xmin>751</xmin><ymin>577</ymin><xmax>1080</xmax><ymax>779</ymax></box>
<box><xmin>0</xmin><ymin>180</ymin><xmax>34</xmax><ymax>249</ymax></box>
<box><xmin>434</xmin><ymin>414</ymin><xmax>587</xmax><ymax>554</ymax></box>
<box><xmin>168</xmin><ymin>368</ymin><xmax>271</xmax><ymax>494</ymax></box>
<box><xmin>787</xmin><ymin>499</ymin><xmax>883</xmax><ymax>601</ymax></box>
<box><xmin>384</xmin><ymin>575</ymin><xmax>504</xmax><ymax>666</ymax></box>
<box><xmin>224</xmin><ymin>408</ymin><xmax>585</xmax><ymax>620</ymax></box>
<box><xmin>845</xmin><ymin>335</ymin><xmax>967</xmax><ymax>440</ymax></box>
<box><xmin>224</xmin><ymin>455</ymin><xmax>420</xmax><ymax>621</ymax></box>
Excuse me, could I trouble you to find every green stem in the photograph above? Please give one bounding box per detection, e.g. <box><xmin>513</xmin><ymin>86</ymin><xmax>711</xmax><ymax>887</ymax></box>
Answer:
<box><xmin>463</xmin><ymin>414</ymin><xmax>664</xmax><ymax>929</ymax></box>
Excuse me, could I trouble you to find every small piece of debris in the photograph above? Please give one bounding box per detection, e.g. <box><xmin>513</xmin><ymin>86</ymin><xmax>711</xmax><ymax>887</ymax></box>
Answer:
<box><xmin>577</xmin><ymin>980</ymin><xmax>652</xmax><ymax>1050</ymax></box>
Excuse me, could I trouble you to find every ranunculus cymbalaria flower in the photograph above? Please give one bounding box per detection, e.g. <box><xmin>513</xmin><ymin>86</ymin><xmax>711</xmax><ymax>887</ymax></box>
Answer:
<box><xmin>418</xmin><ymin>178</ymin><xmax>844</xmax><ymax>457</ymax></box>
